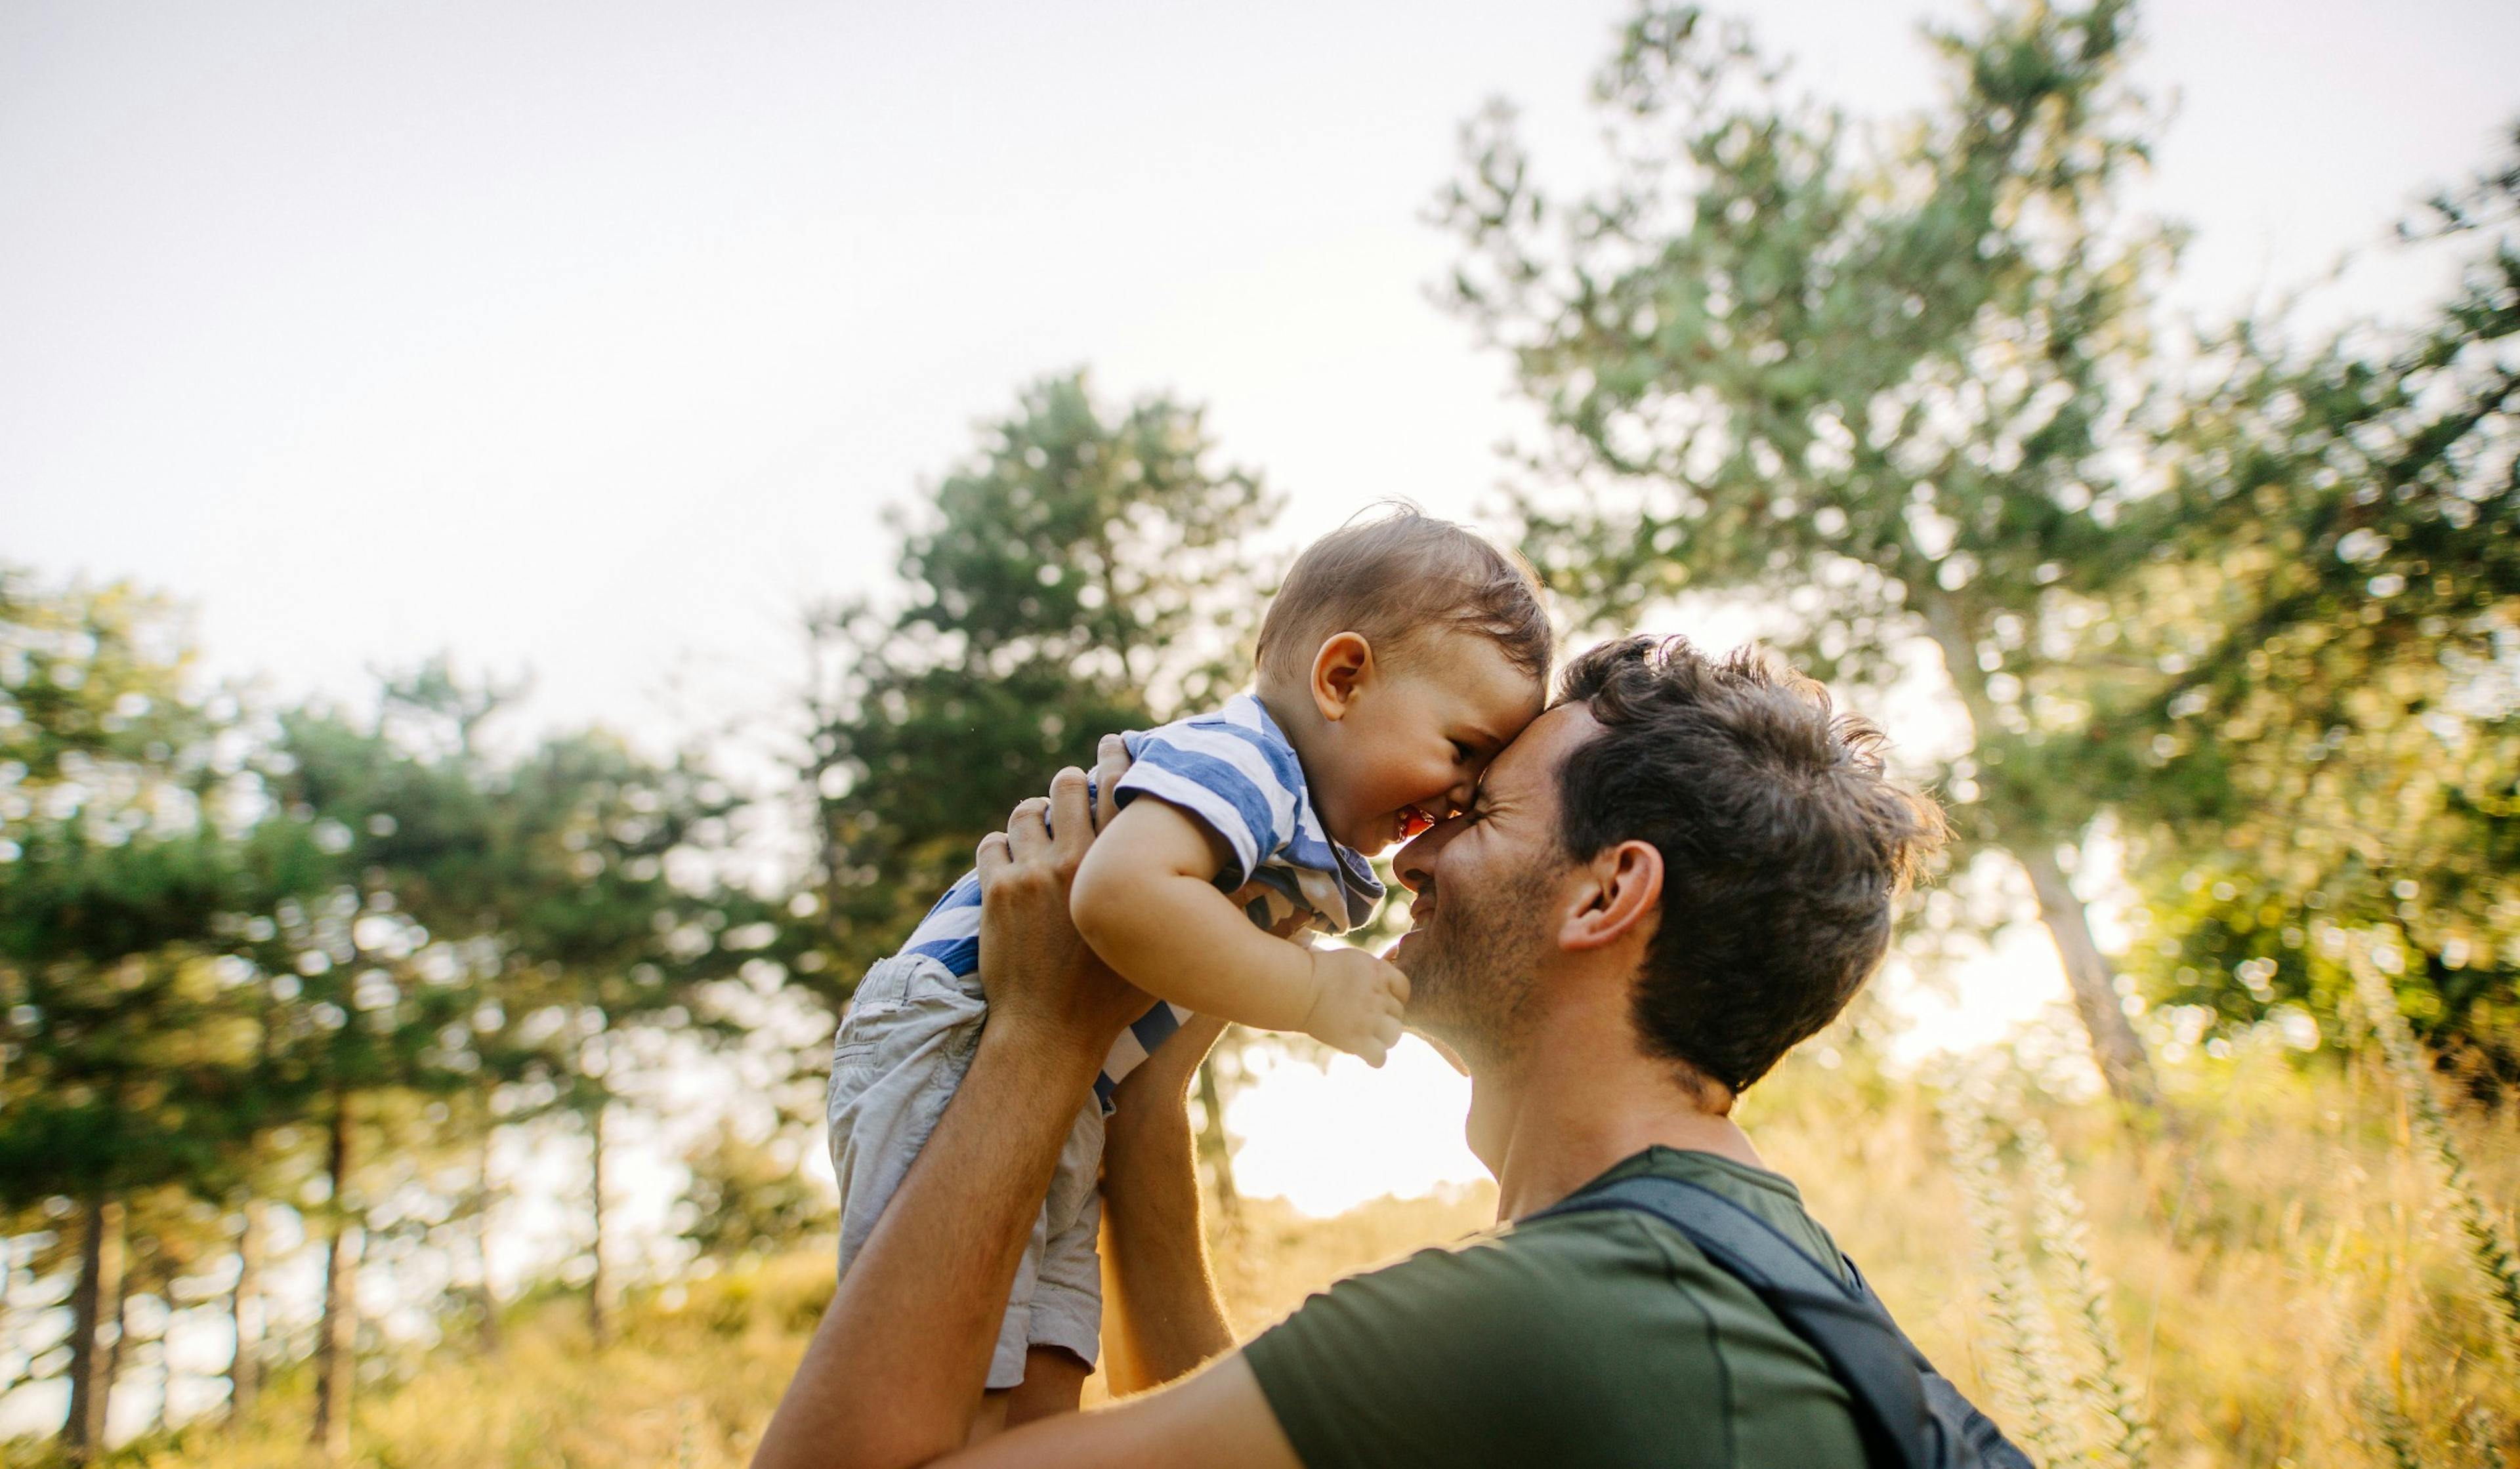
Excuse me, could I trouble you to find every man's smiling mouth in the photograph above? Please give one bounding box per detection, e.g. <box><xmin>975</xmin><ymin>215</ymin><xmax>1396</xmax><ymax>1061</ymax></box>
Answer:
<box><xmin>1402</xmin><ymin>878</ymin><xmax>1436</xmax><ymax>931</ymax></box>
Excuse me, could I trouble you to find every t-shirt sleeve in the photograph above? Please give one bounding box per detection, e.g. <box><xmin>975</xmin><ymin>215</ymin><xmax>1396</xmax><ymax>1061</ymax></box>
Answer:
<box><xmin>1113</xmin><ymin>720</ymin><xmax>1305</xmax><ymax>889</ymax></box>
<box><xmin>1240</xmin><ymin>1225</ymin><xmax>1708</xmax><ymax>1469</ymax></box>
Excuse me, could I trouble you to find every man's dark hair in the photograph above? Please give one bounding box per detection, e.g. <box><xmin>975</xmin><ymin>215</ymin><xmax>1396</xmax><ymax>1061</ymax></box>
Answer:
<box><xmin>1553</xmin><ymin>636</ymin><xmax>1946</xmax><ymax>1096</ymax></box>
<box><xmin>1255</xmin><ymin>503</ymin><xmax>1553</xmax><ymax>687</ymax></box>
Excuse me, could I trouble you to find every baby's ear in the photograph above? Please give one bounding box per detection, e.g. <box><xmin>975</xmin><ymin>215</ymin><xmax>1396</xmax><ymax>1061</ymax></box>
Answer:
<box><xmin>1311</xmin><ymin>632</ymin><xmax>1376</xmax><ymax>722</ymax></box>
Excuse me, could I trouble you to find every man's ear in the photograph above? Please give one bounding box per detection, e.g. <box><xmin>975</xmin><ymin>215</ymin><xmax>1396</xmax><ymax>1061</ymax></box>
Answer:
<box><xmin>1310</xmin><ymin>632</ymin><xmax>1375</xmax><ymax>723</ymax></box>
<box><xmin>1559</xmin><ymin>840</ymin><xmax>1663</xmax><ymax>953</ymax></box>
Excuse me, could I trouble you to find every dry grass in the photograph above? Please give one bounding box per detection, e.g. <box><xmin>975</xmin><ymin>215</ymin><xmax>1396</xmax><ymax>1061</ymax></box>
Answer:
<box><xmin>1204</xmin><ymin>1186</ymin><xmax>1500</xmax><ymax>1336</ymax></box>
<box><xmin>67</xmin><ymin>1041</ymin><xmax>2520</xmax><ymax>1468</ymax></box>
<box><xmin>1743</xmin><ymin>1039</ymin><xmax>2520</xmax><ymax>1467</ymax></box>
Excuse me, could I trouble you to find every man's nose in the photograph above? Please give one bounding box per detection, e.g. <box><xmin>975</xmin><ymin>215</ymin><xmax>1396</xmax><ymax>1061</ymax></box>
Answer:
<box><xmin>1393</xmin><ymin>812</ymin><xmax>1463</xmax><ymax>893</ymax></box>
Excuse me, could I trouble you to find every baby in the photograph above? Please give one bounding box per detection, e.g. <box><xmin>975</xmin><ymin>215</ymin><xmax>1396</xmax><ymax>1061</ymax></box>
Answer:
<box><xmin>825</xmin><ymin>507</ymin><xmax>1553</xmax><ymax>1414</ymax></box>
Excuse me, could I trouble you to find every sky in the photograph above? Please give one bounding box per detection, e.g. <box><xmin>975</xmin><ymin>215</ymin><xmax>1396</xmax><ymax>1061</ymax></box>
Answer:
<box><xmin>8</xmin><ymin>0</ymin><xmax>2513</xmax><ymax>749</ymax></box>
<box><xmin>4</xmin><ymin>0</ymin><xmax>2517</xmax><ymax>1435</ymax></box>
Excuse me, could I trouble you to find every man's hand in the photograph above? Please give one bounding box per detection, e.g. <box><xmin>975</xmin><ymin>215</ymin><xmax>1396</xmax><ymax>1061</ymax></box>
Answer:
<box><xmin>1299</xmin><ymin>947</ymin><xmax>1409</xmax><ymax>1067</ymax></box>
<box><xmin>975</xmin><ymin>762</ymin><xmax>1151</xmax><ymax>1067</ymax></box>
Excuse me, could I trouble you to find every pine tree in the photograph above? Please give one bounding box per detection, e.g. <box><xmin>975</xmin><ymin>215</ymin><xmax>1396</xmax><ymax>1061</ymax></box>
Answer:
<box><xmin>0</xmin><ymin>573</ymin><xmax>256</xmax><ymax>1459</ymax></box>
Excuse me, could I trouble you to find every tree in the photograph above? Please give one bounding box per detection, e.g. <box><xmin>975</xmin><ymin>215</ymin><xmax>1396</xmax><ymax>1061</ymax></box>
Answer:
<box><xmin>0</xmin><ymin>574</ymin><xmax>251</xmax><ymax>1459</ymax></box>
<box><xmin>2113</xmin><ymin>127</ymin><xmax>2520</xmax><ymax>1081</ymax></box>
<box><xmin>494</xmin><ymin>728</ymin><xmax>746</xmax><ymax>1344</ymax></box>
<box><xmin>0</xmin><ymin>589</ymin><xmax>775</xmax><ymax>1439</ymax></box>
<box><xmin>675</xmin><ymin>1120</ymin><xmax>835</xmax><ymax>1262</ymax></box>
<box><xmin>242</xmin><ymin>686</ymin><xmax>507</xmax><ymax>1457</ymax></box>
<box><xmin>1438</xmin><ymin>3</ymin><xmax>2182</xmax><ymax>1106</ymax></box>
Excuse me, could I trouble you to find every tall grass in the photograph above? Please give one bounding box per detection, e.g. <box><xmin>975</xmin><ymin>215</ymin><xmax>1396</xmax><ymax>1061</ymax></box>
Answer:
<box><xmin>1938</xmin><ymin>1081</ymin><xmax>2089</xmax><ymax>1462</ymax></box>
<box><xmin>2017</xmin><ymin>1112</ymin><xmax>2152</xmax><ymax>1468</ymax></box>
<box><xmin>1746</xmin><ymin>1028</ymin><xmax>2517</xmax><ymax>1466</ymax></box>
<box><xmin>2347</xmin><ymin>928</ymin><xmax>2520</xmax><ymax>1359</ymax></box>
<box><xmin>39</xmin><ymin>1034</ymin><xmax>2520</xmax><ymax>1468</ymax></box>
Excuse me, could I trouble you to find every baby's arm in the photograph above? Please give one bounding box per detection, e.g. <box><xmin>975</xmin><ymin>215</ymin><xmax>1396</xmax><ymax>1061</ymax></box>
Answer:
<box><xmin>1070</xmin><ymin>798</ymin><xmax>1406</xmax><ymax>1065</ymax></box>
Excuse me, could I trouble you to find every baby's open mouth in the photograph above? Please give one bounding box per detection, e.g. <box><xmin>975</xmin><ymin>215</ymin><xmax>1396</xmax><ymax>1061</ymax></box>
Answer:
<box><xmin>1396</xmin><ymin>804</ymin><xmax>1438</xmax><ymax>840</ymax></box>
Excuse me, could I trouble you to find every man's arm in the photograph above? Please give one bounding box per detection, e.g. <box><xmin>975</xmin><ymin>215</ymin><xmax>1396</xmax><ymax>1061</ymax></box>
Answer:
<box><xmin>952</xmin><ymin>1354</ymin><xmax>1297</xmax><ymax>1468</ymax></box>
<box><xmin>751</xmin><ymin>770</ymin><xmax>1145</xmax><ymax>1469</ymax></box>
<box><xmin>750</xmin><ymin>762</ymin><xmax>1300</xmax><ymax>1469</ymax></box>
<box><xmin>1101</xmin><ymin>1012</ymin><xmax>1237</xmax><ymax>1392</ymax></box>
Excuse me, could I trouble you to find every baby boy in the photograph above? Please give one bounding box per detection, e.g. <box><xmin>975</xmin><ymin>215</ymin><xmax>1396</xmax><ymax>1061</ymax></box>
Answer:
<box><xmin>825</xmin><ymin>507</ymin><xmax>1553</xmax><ymax>1418</ymax></box>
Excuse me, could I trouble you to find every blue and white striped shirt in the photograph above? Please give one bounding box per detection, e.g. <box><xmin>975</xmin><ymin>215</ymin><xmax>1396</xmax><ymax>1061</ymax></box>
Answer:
<box><xmin>889</xmin><ymin>694</ymin><xmax>1384</xmax><ymax>1106</ymax></box>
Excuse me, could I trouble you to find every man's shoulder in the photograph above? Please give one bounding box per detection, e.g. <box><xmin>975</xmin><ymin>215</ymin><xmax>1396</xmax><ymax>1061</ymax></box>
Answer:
<box><xmin>1278</xmin><ymin>1149</ymin><xmax>1840</xmax><ymax>1315</ymax></box>
<box><xmin>1573</xmin><ymin>1146</ymin><xmax>1856</xmax><ymax>1284</ymax></box>
<box><xmin>1241</xmin><ymin>1149</ymin><xmax>1866</xmax><ymax>1469</ymax></box>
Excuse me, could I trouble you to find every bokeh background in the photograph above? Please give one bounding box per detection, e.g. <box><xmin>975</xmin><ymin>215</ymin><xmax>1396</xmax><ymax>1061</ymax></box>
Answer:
<box><xmin>5</xmin><ymin>1</ymin><xmax>2518</xmax><ymax>1464</ymax></box>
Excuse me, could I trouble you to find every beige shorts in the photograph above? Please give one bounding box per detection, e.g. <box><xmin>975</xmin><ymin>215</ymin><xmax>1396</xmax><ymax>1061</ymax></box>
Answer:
<box><xmin>826</xmin><ymin>953</ymin><xmax>1105</xmax><ymax>1390</ymax></box>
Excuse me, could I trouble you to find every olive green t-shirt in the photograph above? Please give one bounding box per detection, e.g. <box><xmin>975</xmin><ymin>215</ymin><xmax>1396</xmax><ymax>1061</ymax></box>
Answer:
<box><xmin>1242</xmin><ymin>1147</ymin><xmax>1866</xmax><ymax>1469</ymax></box>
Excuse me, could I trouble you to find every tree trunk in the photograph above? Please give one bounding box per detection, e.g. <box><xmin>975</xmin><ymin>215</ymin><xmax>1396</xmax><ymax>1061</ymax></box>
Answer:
<box><xmin>102</xmin><ymin>1264</ymin><xmax>131</xmax><ymax>1418</ymax></box>
<box><xmin>474</xmin><ymin>1126</ymin><xmax>502</xmax><ymax>1356</ymax></box>
<box><xmin>1918</xmin><ymin>588</ymin><xmax>2160</xmax><ymax>1111</ymax></box>
<box><xmin>228</xmin><ymin>1200</ymin><xmax>262</xmax><ymax>1426</ymax></box>
<box><xmin>587</xmin><ymin>1100</ymin><xmax>610</xmax><ymax>1348</ymax></box>
<box><xmin>0</xmin><ymin>1237</ymin><xmax>20</xmax><ymax>1399</ymax></box>
<box><xmin>61</xmin><ymin>1195</ymin><xmax>123</xmax><ymax>1460</ymax></box>
<box><xmin>2015</xmin><ymin>841</ymin><xmax>2162</xmax><ymax>1111</ymax></box>
<box><xmin>311</xmin><ymin>1090</ymin><xmax>358</xmax><ymax>1460</ymax></box>
<box><xmin>1194</xmin><ymin>1056</ymin><xmax>1241</xmax><ymax>1222</ymax></box>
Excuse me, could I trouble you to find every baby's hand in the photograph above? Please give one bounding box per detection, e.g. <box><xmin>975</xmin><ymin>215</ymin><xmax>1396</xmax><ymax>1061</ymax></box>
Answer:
<box><xmin>1300</xmin><ymin>947</ymin><xmax>1410</xmax><ymax>1067</ymax></box>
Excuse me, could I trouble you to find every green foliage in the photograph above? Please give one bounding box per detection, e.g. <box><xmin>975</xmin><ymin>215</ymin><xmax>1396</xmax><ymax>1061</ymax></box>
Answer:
<box><xmin>0</xmin><ymin>578</ymin><xmax>248</xmax><ymax>1205</ymax></box>
<box><xmin>1440</xmin><ymin>1</ymin><xmax>2168</xmax><ymax>698</ymax></box>
<box><xmin>795</xmin><ymin>369</ymin><xmax>1281</xmax><ymax>1002</ymax></box>
<box><xmin>673</xmin><ymin>1122</ymin><xmax>835</xmax><ymax>1262</ymax></box>
<box><xmin>495</xmin><ymin>729</ymin><xmax>752</xmax><ymax>1083</ymax></box>
<box><xmin>2116</xmin><ymin>129</ymin><xmax>2520</xmax><ymax>1074</ymax></box>
<box><xmin>0</xmin><ymin>571</ymin><xmax>207</xmax><ymax>792</ymax></box>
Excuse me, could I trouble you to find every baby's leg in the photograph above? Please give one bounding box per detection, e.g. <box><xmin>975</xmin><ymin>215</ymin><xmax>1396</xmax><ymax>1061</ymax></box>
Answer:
<box><xmin>1011</xmin><ymin>1100</ymin><xmax>1108</xmax><ymax>1409</ymax></box>
<box><xmin>826</xmin><ymin>953</ymin><xmax>991</xmax><ymax>1288</ymax></box>
<box><xmin>826</xmin><ymin>955</ymin><xmax>1107</xmax><ymax>1428</ymax></box>
<box><xmin>969</xmin><ymin>1092</ymin><xmax>1108</xmax><ymax>1439</ymax></box>
<box><xmin>1002</xmin><ymin>1347</ymin><xmax>1091</xmax><ymax>1426</ymax></box>
<box><xmin>968</xmin><ymin>1348</ymin><xmax>1089</xmax><ymax>1444</ymax></box>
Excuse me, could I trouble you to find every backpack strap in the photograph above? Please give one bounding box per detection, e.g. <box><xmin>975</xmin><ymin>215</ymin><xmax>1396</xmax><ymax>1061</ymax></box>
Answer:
<box><xmin>1533</xmin><ymin>1173</ymin><xmax>2031</xmax><ymax>1469</ymax></box>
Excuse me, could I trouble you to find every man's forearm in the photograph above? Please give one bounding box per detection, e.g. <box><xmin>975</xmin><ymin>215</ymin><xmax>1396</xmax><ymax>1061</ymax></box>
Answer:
<box><xmin>753</xmin><ymin>1024</ymin><xmax>1103</xmax><ymax>1469</ymax></box>
<box><xmin>1101</xmin><ymin>1068</ymin><xmax>1237</xmax><ymax>1390</ymax></box>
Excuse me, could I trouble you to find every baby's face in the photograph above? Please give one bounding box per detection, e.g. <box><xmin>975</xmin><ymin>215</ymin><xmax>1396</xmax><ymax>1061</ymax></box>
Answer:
<box><xmin>1313</xmin><ymin>632</ymin><xmax>1547</xmax><ymax>854</ymax></box>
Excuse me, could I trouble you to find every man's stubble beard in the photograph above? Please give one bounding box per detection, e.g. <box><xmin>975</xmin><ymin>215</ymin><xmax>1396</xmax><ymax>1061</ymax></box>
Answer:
<box><xmin>1398</xmin><ymin>859</ymin><xmax>1559</xmax><ymax>1071</ymax></box>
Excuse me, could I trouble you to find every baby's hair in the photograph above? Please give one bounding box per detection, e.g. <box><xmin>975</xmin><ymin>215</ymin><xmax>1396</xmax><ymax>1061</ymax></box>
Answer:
<box><xmin>1254</xmin><ymin>503</ymin><xmax>1553</xmax><ymax>688</ymax></box>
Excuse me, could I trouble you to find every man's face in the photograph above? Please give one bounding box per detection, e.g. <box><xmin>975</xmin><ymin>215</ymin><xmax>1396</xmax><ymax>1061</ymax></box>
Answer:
<box><xmin>1387</xmin><ymin>703</ymin><xmax>1598</xmax><ymax>1064</ymax></box>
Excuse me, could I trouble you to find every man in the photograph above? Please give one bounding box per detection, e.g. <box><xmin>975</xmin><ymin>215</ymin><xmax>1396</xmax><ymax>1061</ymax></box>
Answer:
<box><xmin>753</xmin><ymin>635</ymin><xmax>1946</xmax><ymax>1468</ymax></box>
